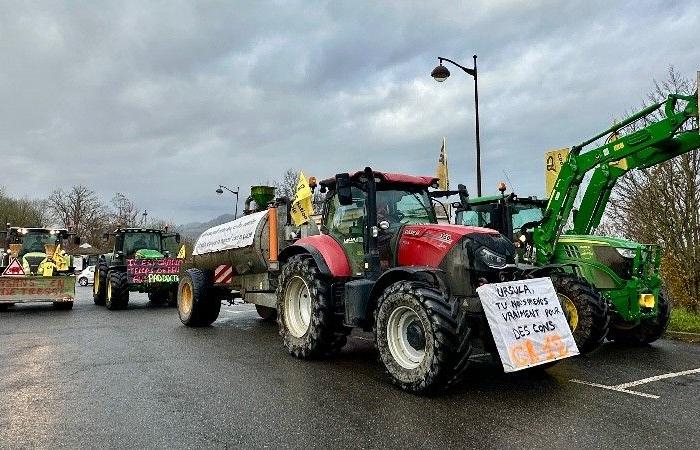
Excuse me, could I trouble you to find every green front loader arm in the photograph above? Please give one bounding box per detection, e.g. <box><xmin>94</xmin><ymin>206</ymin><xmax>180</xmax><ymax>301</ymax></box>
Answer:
<box><xmin>534</xmin><ymin>92</ymin><xmax>698</xmax><ymax>264</ymax></box>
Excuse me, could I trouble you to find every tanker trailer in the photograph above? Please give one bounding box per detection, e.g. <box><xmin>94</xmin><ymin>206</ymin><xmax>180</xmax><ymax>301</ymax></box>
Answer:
<box><xmin>177</xmin><ymin>186</ymin><xmax>320</xmax><ymax>325</ymax></box>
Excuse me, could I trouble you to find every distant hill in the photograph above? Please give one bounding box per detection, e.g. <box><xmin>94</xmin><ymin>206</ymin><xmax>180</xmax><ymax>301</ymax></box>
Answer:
<box><xmin>178</xmin><ymin>213</ymin><xmax>235</xmax><ymax>240</ymax></box>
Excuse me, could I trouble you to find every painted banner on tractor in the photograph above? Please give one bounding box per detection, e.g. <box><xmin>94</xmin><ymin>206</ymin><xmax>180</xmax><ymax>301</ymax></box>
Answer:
<box><xmin>127</xmin><ymin>258</ymin><xmax>183</xmax><ymax>284</ymax></box>
<box><xmin>477</xmin><ymin>277</ymin><xmax>579</xmax><ymax>372</ymax></box>
<box><xmin>193</xmin><ymin>210</ymin><xmax>267</xmax><ymax>255</ymax></box>
<box><xmin>0</xmin><ymin>276</ymin><xmax>74</xmax><ymax>301</ymax></box>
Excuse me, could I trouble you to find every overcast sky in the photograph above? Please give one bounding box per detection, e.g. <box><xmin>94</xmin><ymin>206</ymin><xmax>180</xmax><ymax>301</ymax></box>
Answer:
<box><xmin>1</xmin><ymin>0</ymin><xmax>698</xmax><ymax>224</ymax></box>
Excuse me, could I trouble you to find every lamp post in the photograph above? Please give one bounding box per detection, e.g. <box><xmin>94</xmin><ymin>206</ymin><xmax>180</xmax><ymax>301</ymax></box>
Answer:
<box><xmin>216</xmin><ymin>185</ymin><xmax>240</xmax><ymax>218</ymax></box>
<box><xmin>431</xmin><ymin>55</ymin><xmax>482</xmax><ymax>196</ymax></box>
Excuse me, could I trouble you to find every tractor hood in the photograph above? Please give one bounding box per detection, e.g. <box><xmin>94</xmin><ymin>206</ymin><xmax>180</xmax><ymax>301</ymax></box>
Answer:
<box><xmin>397</xmin><ymin>223</ymin><xmax>512</xmax><ymax>268</ymax></box>
<box><xmin>134</xmin><ymin>249</ymin><xmax>165</xmax><ymax>259</ymax></box>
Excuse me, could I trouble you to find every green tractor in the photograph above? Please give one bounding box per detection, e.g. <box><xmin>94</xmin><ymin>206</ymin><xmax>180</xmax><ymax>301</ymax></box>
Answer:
<box><xmin>93</xmin><ymin>227</ymin><xmax>183</xmax><ymax>310</ymax></box>
<box><xmin>456</xmin><ymin>91</ymin><xmax>698</xmax><ymax>345</ymax></box>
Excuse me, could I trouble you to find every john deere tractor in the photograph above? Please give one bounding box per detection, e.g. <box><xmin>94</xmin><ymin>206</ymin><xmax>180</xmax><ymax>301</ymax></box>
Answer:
<box><xmin>456</xmin><ymin>91</ymin><xmax>699</xmax><ymax>345</ymax></box>
<box><xmin>93</xmin><ymin>227</ymin><xmax>182</xmax><ymax>310</ymax></box>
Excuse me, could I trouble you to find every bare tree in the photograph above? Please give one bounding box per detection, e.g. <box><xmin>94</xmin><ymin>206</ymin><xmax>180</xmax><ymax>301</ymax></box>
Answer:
<box><xmin>272</xmin><ymin>168</ymin><xmax>324</xmax><ymax>212</ymax></box>
<box><xmin>603</xmin><ymin>67</ymin><xmax>699</xmax><ymax>312</ymax></box>
<box><xmin>47</xmin><ymin>185</ymin><xmax>109</xmax><ymax>246</ymax></box>
<box><xmin>111</xmin><ymin>192</ymin><xmax>139</xmax><ymax>227</ymax></box>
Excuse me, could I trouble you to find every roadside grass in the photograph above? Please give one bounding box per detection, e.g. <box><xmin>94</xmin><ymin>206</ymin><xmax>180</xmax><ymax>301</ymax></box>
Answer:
<box><xmin>668</xmin><ymin>307</ymin><xmax>700</xmax><ymax>334</ymax></box>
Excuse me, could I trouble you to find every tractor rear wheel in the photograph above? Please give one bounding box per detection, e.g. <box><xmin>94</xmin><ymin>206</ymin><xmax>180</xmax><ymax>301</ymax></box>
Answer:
<box><xmin>276</xmin><ymin>255</ymin><xmax>347</xmax><ymax>359</ymax></box>
<box><xmin>106</xmin><ymin>271</ymin><xmax>129</xmax><ymax>310</ymax></box>
<box><xmin>610</xmin><ymin>289</ymin><xmax>671</xmax><ymax>345</ymax></box>
<box><xmin>93</xmin><ymin>263</ymin><xmax>107</xmax><ymax>305</ymax></box>
<box><xmin>177</xmin><ymin>268</ymin><xmax>221</xmax><ymax>326</ymax></box>
<box><xmin>255</xmin><ymin>305</ymin><xmax>277</xmax><ymax>322</ymax></box>
<box><xmin>552</xmin><ymin>275</ymin><xmax>609</xmax><ymax>354</ymax></box>
<box><xmin>375</xmin><ymin>280</ymin><xmax>459</xmax><ymax>394</ymax></box>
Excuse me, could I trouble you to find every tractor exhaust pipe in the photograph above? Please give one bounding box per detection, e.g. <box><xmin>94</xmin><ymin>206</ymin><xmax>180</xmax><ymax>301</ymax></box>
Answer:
<box><xmin>363</xmin><ymin>166</ymin><xmax>381</xmax><ymax>280</ymax></box>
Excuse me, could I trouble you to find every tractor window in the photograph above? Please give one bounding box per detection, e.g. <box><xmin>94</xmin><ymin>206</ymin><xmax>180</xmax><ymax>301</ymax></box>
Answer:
<box><xmin>18</xmin><ymin>232</ymin><xmax>57</xmax><ymax>255</ymax></box>
<box><xmin>511</xmin><ymin>205</ymin><xmax>544</xmax><ymax>230</ymax></box>
<box><xmin>377</xmin><ymin>189</ymin><xmax>436</xmax><ymax>228</ymax></box>
<box><xmin>325</xmin><ymin>187</ymin><xmax>365</xmax><ymax>242</ymax></box>
<box><xmin>460</xmin><ymin>205</ymin><xmax>494</xmax><ymax>228</ymax></box>
<box><xmin>123</xmin><ymin>232</ymin><xmax>161</xmax><ymax>256</ymax></box>
<box><xmin>162</xmin><ymin>235</ymin><xmax>180</xmax><ymax>256</ymax></box>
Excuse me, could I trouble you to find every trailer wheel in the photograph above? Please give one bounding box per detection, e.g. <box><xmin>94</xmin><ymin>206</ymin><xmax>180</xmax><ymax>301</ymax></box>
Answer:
<box><xmin>552</xmin><ymin>275</ymin><xmax>609</xmax><ymax>354</ymax></box>
<box><xmin>375</xmin><ymin>280</ymin><xmax>457</xmax><ymax>394</ymax></box>
<box><xmin>276</xmin><ymin>255</ymin><xmax>346</xmax><ymax>359</ymax></box>
<box><xmin>53</xmin><ymin>301</ymin><xmax>74</xmax><ymax>310</ymax></box>
<box><xmin>93</xmin><ymin>263</ymin><xmax>107</xmax><ymax>305</ymax></box>
<box><xmin>255</xmin><ymin>305</ymin><xmax>277</xmax><ymax>322</ymax></box>
<box><xmin>178</xmin><ymin>268</ymin><xmax>221</xmax><ymax>326</ymax></box>
<box><xmin>610</xmin><ymin>289</ymin><xmax>671</xmax><ymax>345</ymax></box>
<box><xmin>106</xmin><ymin>271</ymin><xmax>129</xmax><ymax>310</ymax></box>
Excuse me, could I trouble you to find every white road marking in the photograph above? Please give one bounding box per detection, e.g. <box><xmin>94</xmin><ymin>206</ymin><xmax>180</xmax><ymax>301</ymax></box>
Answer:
<box><xmin>569</xmin><ymin>379</ymin><xmax>660</xmax><ymax>399</ymax></box>
<box><xmin>570</xmin><ymin>367</ymin><xmax>700</xmax><ymax>400</ymax></box>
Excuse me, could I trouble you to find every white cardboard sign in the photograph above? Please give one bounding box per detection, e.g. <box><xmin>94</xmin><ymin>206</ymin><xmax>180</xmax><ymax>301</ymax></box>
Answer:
<box><xmin>193</xmin><ymin>210</ymin><xmax>267</xmax><ymax>255</ymax></box>
<box><xmin>477</xmin><ymin>277</ymin><xmax>579</xmax><ymax>372</ymax></box>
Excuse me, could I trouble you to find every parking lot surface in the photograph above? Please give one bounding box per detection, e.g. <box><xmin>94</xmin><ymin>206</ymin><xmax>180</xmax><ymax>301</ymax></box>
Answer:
<box><xmin>1</xmin><ymin>287</ymin><xmax>699</xmax><ymax>448</ymax></box>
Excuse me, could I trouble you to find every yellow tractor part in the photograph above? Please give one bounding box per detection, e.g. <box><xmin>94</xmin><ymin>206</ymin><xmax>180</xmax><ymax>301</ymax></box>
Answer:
<box><xmin>639</xmin><ymin>293</ymin><xmax>655</xmax><ymax>309</ymax></box>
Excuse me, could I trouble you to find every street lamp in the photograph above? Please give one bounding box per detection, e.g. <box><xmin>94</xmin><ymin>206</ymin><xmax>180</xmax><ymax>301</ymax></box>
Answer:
<box><xmin>216</xmin><ymin>185</ymin><xmax>240</xmax><ymax>218</ymax></box>
<box><xmin>431</xmin><ymin>55</ymin><xmax>483</xmax><ymax>196</ymax></box>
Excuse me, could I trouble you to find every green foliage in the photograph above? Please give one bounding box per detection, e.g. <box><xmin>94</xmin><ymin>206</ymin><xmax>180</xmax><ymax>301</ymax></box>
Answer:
<box><xmin>668</xmin><ymin>307</ymin><xmax>700</xmax><ymax>334</ymax></box>
<box><xmin>0</xmin><ymin>188</ymin><xmax>46</xmax><ymax>227</ymax></box>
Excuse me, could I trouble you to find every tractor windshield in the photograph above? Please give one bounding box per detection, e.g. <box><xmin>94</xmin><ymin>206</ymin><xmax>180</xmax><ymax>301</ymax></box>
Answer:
<box><xmin>123</xmin><ymin>232</ymin><xmax>162</xmax><ymax>255</ymax></box>
<box><xmin>460</xmin><ymin>202</ymin><xmax>544</xmax><ymax>240</ymax></box>
<box><xmin>376</xmin><ymin>189</ymin><xmax>436</xmax><ymax>227</ymax></box>
<box><xmin>7</xmin><ymin>230</ymin><xmax>59</xmax><ymax>256</ymax></box>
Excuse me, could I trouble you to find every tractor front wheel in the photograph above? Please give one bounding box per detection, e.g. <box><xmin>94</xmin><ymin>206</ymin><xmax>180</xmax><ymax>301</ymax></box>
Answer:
<box><xmin>276</xmin><ymin>255</ymin><xmax>347</xmax><ymax>359</ymax></box>
<box><xmin>375</xmin><ymin>280</ymin><xmax>458</xmax><ymax>394</ymax></box>
<box><xmin>106</xmin><ymin>271</ymin><xmax>129</xmax><ymax>310</ymax></box>
<box><xmin>93</xmin><ymin>263</ymin><xmax>107</xmax><ymax>305</ymax></box>
<box><xmin>552</xmin><ymin>275</ymin><xmax>609</xmax><ymax>354</ymax></box>
<box><xmin>610</xmin><ymin>290</ymin><xmax>671</xmax><ymax>345</ymax></box>
<box><xmin>177</xmin><ymin>269</ymin><xmax>221</xmax><ymax>326</ymax></box>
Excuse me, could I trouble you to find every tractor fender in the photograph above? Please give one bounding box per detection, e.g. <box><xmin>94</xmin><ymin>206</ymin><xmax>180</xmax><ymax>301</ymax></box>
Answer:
<box><xmin>369</xmin><ymin>266</ymin><xmax>451</xmax><ymax>310</ymax></box>
<box><xmin>278</xmin><ymin>235</ymin><xmax>352</xmax><ymax>278</ymax></box>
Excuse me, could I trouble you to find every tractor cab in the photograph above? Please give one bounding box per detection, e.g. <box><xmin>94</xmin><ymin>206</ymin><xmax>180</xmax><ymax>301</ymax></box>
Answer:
<box><xmin>320</xmin><ymin>170</ymin><xmax>439</xmax><ymax>275</ymax></box>
<box><xmin>1</xmin><ymin>226</ymin><xmax>78</xmax><ymax>273</ymax></box>
<box><xmin>104</xmin><ymin>228</ymin><xmax>181</xmax><ymax>262</ymax></box>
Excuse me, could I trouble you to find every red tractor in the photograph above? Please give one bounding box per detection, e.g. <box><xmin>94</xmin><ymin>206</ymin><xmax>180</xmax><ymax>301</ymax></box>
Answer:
<box><xmin>180</xmin><ymin>168</ymin><xmax>605</xmax><ymax>393</ymax></box>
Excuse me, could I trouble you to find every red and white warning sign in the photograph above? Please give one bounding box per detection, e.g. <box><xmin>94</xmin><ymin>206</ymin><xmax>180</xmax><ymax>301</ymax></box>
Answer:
<box><xmin>2</xmin><ymin>259</ymin><xmax>26</xmax><ymax>276</ymax></box>
<box><xmin>214</xmin><ymin>265</ymin><xmax>233</xmax><ymax>284</ymax></box>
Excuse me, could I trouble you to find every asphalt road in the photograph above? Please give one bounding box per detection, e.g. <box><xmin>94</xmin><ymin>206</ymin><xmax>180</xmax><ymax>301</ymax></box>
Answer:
<box><xmin>1</xmin><ymin>288</ymin><xmax>699</xmax><ymax>449</ymax></box>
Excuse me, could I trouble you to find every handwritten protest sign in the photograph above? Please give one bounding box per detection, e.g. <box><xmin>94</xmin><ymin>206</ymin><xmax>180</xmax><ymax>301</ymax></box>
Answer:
<box><xmin>192</xmin><ymin>210</ymin><xmax>267</xmax><ymax>255</ymax></box>
<box><xmin>0</xmin><ymin>276</ymin><xmax>74</xmax><ymax>301</ymax></box>
<box><xmin>127</xmin><ymin>258</ymin><xmax>182</xmax><ymax>284</ymax></box>
<box><xmin>477</xmin><ymin>277</ymin><xmax>579</xmax><ymax>372</ymax></box>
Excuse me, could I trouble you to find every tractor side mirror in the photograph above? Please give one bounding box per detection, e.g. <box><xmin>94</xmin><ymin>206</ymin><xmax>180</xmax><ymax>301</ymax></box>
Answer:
<box><xmin>336</xmin><ymin>173</ymin><xmax>353</xmax><ymax>206</ymax></box>
<box><xmin>457</xmin><ymin>184</ymin><xmax>470</xmax><ymax>209</ymax></box>
<box><xmin>175</xmin><ymin>233</ymin><xmax>181</xmax><ymax>244</ymax></box>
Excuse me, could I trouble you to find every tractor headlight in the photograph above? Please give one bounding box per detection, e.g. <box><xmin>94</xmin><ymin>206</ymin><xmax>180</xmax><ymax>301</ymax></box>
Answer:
<box><xmin>477</xmin><ymin>247</ymin><xmax>507</xmax><ymax>269</ymax></box>
<box><xmin>615</xmin><ymin>248</ymin><xmax>635</xmax><ymax>259</ymax></box>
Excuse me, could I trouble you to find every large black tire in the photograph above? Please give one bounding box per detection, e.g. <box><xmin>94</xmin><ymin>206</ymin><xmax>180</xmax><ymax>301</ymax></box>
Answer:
<box><xmin>374</xmin><ymin>280</ymin><xmax>460</xmax><ymax>394</ymax></box>
<box><xmin>177</xmin><ymin>268</ymin><xmax>221</xmax><ymax>326</ymax></box>
<box><xmin>552</xmin><ymin>275</ymin><xmax>609</xmax><ymax>354</ymax></box>
<box><xmin>0</xmin><ymin>303</ymin><xmax>13</xmax><ymax>312</ymax></box>
<box><xmin>106</xmin><ymin>271</ymin><xmax>129</xmax><ymax>310</ymax></box>
<box><xmin>53</xmin><ymin>301</ymin><xmax>74</xmax><ymax>310</ymax></box>
<box><xmin>93</xmin><ymin>262</ymin><xmax>107</xmax><ymax>305</ymax></box>
<box><xmin>276</xmin><ymin>255</ymin><xmax>347</xmax><ymax>359</ymax></box>
<box><xmin>255</xmin><ymin>305</ymin><xmax>277</xmax><ymax>322</ymax></box>
<box><xmin>610</xmin><ymin>289</ymin><xmax>671</xmax><ymax>345</ymax></box>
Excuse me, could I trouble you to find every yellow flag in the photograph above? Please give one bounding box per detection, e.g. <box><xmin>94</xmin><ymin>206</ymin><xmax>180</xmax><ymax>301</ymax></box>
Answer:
<box><xmin>544</xmin><ymin>148</ymin><xmax>569</xmax><ymax>195</ymax></box>
<box><xmin>177</xmin><ymin>245</ymin><xmax>186</xmax><ymax>259</ymax></box>
<box><xmin>436</xmin><ymin>137</ymin><xmax>449</xmax><ymax>190</ymax></box>
<box><xmin>290</xmin><ymin>172</ymin><xmax>314</xmax><ymax>226</ymax></box>
<box><xmin>51</xmin><ymin>244</ymin><xmax>69</xmax><ymax>271</ymax></box>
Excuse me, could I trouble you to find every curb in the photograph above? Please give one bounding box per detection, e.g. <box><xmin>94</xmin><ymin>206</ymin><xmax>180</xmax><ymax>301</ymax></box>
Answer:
<box><xmin>664</xmin><ymin>330</ymin><xmax>700</xmax><ymax>343</ymax></box>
